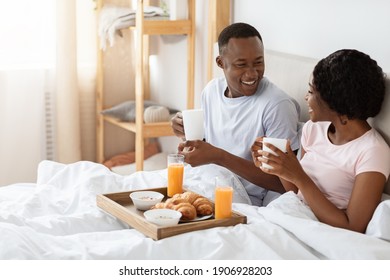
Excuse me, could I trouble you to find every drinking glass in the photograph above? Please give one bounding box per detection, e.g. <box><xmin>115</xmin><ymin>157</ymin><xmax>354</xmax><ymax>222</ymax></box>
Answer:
<box><xmin>214</xmin><ymin>177</ymin><xmax>233</xmax><ymax>219</ymax></box>
<box><xmin>167</xmin><ymin>154</ymin><xmax>185</xmax><ymax>197</ymax></box>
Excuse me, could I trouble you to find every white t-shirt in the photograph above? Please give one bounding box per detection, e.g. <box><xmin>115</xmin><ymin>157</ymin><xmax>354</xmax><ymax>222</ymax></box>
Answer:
<box><xmin>299</xmin><ymin>120</ymin><xmax>390</xmax><ymax>209</ymax></box>
<box><xmin>201</xmin><ymin>76</ymin><xmax>301</xmax><ymax>206</ymax></box>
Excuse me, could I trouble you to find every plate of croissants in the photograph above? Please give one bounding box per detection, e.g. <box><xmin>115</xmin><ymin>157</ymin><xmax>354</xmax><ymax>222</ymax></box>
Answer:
<box><xmin>152</xmin><ymin>191</ymin><xmax>214</xmax><ymax>222</ymax></box>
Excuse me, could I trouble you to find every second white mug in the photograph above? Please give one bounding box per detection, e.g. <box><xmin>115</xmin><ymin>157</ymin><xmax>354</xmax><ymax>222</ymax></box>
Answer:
<box><xmin>262</xmin><ymin>137</ymin><xmax>287</xmax><ymax>169</ymax></box>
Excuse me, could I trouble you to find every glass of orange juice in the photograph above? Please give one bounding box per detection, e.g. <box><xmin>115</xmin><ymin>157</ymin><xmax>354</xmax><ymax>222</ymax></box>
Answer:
<box><xmin>214</xmin><ymin>177</ymin><xmax>233</xmax><ymax>219</ymax></box>
<box><xmin>167</xmin><ymin>154</ymin><xmax>185</xmax><ymax>197</ymax></box>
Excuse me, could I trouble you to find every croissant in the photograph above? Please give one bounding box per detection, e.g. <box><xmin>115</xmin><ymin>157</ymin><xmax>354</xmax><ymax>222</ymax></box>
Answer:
<box><xmin>176</xmin><ymin>192</ymin><xmax>199</xmax><ymax>204</ymax></box>
<box><xmin>171</xmin><ymin>202</ymin><xmax>197</xmax><ymax>220</ymax></box>
<box><xmin>174</xmin><ymin>192</ymin><xmax>214</xmax><ymax>216</ymax></box>
<box><xmin>192</xmin><ymin>197</ymin><xmax>213</xmax><ymax>216</ymax></box>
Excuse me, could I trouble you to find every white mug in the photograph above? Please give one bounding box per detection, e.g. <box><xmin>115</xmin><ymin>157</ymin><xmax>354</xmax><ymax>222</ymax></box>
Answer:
<box><xmin>262</xmin><ymin>137</ymin><xmax>287</xmax><ymax>169</ymax></box>
<box><xmin>182</xmin><ymin>109</ymin><xmax>204</xmax><ymax>141</ymax></box>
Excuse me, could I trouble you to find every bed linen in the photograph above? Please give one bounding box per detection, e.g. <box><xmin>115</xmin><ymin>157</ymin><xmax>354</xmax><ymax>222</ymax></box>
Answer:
<box><xmin>0</xmin><ymin>160</ymin><xmax>389</xmax><ymax>260</ymax></box>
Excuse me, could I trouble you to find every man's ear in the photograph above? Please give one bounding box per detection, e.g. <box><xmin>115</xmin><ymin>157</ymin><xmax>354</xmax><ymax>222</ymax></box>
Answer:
<box><xmin>216</xmin><ymin>56</ymin><xmax>223</xmax><ymax>69</ymax></box>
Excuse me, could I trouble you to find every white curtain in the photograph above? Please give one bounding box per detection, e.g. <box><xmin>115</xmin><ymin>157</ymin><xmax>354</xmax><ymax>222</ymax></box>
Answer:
<box><xmin>0</xmin><ymin>0</ymin><xmax>97</xmax><ymax>186</ymax></box>
<box><xmin>56</xmin><ymin>0</ymin><xmax>81</xmax><ymax>163</ymax></box>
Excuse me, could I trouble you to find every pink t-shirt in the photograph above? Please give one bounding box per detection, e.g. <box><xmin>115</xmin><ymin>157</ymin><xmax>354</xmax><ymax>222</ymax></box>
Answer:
<box><xmin>298</xmin><ymin>121</ymin><xmax>390</xmax><ymax>209</ymax></box>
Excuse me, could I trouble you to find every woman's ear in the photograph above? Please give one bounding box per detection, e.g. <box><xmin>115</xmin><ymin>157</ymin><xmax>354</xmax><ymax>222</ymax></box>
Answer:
<box><xmin>216</xmin><ymin>56</ymin><xmax>223</xmax><ymax>69</ymax></box>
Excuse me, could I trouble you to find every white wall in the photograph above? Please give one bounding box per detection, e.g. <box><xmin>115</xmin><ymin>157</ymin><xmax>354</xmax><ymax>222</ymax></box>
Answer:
<box><xmin>151</xmin><ymin>0</ymin><xmax>208</xmax><ymax>111</ymax></box>
<box><xmin>154</xmin><ymin>0</ymin><xmax>390</xmax><ymax>153</ymax></box>
<box><xmin>233</xmin><ymin>0</ymin><xmax>390</xmax><ymax>72</ymax></box>
<box><xmin>154</xmin><ymin>0</ymin><xmax>390</xmax><ymax>120</ymax></box>
<box><xmin>150</xmin><ymin>0</ymin><xmax>209</xmax><ymax>152</ymax></box>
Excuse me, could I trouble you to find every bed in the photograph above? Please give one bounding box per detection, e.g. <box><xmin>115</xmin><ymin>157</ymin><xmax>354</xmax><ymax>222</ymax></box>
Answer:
<box><xmin>1</xmin><ymin>50</ymin><xmax>389</xmax><ymax>260</ymax></box>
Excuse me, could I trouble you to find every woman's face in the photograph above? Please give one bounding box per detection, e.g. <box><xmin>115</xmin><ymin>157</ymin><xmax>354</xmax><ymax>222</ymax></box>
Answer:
<box><xmin>305</xmin><ymin>81</ymin><xmax>334</xmax><ymax>122</ymax></box>
<box><xmin>216</xmin><ymin>37</ymin><xmax>265</xmax><ymax>98</ymax></box>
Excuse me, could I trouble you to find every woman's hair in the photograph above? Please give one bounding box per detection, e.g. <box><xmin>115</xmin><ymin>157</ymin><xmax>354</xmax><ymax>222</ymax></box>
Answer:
<box><xmin>218</xmin><ymin>22</ymin><xmax>263</xmax><ymax>54</ymax></box>
<box><xmin>312</xmin><ymin>49</ymin><xmax>386</xmax><ymax>119</ymax></box>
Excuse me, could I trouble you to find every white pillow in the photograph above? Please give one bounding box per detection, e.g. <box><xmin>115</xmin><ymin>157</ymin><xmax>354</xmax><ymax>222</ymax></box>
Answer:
<box><xmin>101</xmin><ymin>100</ymin><xmax>178</xmax><ymax>122</ymax></box>
<box><xmin>365</xmin><ymin>194</ymin><xmax>390</xmax><ymax>241</ymax></box>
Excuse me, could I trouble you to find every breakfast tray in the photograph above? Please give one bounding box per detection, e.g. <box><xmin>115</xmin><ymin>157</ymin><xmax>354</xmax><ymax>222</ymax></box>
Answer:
<box><xmin>96</xmin><ymin>187</ymin><xmax>247</xmax><ymax>240</ymax></box>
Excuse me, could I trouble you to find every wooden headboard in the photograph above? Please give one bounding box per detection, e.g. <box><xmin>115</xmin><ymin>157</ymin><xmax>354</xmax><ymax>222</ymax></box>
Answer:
<box><xmin>264</xmin><ymin>49</ymin><xmax>390</xmax><ymax>195</ymax></box>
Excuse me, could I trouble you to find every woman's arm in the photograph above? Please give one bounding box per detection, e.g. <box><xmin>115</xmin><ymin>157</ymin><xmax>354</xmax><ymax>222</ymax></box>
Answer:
<box><xmin>279</xmin><ymin>147</ymin><xmax>306</xmax><ymax>193</ymax></box>
<box><xmin>293</xmin><ymin>171</ymin><xmax>384</xmax><ymax>233</ymax></box>
<box><xmin>259</xmin><ymin>141</ymin><xmax>385</xmax><ymax>232</ymax></box>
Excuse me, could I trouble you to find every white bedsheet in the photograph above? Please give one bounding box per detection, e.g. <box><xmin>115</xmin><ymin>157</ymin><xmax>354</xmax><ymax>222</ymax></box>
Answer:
<box><xmin>1</xmin><ymin>160</ymin><xmax>389</xmax><ymax>260</ymax></box>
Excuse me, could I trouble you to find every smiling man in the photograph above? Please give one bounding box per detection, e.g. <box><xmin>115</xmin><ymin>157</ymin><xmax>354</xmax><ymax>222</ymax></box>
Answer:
<box><xmin>171</xmin><ymin>22</ymin><xmax>301</xmax><ymax>206</ymax></box>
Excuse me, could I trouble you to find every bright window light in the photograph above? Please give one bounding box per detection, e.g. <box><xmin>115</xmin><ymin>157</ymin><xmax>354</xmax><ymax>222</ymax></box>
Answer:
<box><xmin>0</xmin><ymin>0</ymin><xmax>56</xmax><ymax>69</ymax></box>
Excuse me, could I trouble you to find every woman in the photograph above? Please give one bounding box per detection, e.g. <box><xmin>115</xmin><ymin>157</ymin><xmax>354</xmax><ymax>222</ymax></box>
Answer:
<box><xmin>252</xmin><ymin>49</ymin><xmax>390</xmax><ymax>233</ymax></box>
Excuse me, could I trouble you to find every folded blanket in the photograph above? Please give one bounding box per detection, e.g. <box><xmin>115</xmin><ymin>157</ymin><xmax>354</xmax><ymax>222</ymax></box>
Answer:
<box><xmin>98</xmin><ymin>5</ymin><xmax>166</xmax><ymax>50</ymax></box>
<box><xmin>103</xmin><ymin>140</ymin><xmax>160</xmax><ymax>169</ymax></box>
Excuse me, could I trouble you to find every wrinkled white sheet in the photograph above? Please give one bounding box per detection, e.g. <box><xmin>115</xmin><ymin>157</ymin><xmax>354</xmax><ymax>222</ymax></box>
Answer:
<box><xmin>1</xmin><ymin>160</ymin><xmax>389</xmax><ymax>260</ymax></box>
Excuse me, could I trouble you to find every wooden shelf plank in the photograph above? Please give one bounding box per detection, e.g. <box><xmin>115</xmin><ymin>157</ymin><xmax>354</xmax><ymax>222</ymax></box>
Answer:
<box><xmin>103</xmin><ymin>115</ymin><xmax>137</xmax><ymax>132</ymax></box>
<box><xmin>130</xmin><ymin>20</ymin><xmax>192</xmax><ymax>35</ymax></box>
<box><xmin>143</xmin><ymin>122</ymin><xmax>175</xmax><ymax>138</ymax></box>
<box><xmin>103</xmin><ymin>115</ymin><xmax>174</xmax><ymax>138</ymax></box>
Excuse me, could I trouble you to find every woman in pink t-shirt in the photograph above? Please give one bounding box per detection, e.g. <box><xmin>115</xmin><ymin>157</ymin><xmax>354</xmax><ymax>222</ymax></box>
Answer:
<box><xmin>252</xmin><ymin>49</ymin><xmax>390</xmax><ymax>233</ymax></box>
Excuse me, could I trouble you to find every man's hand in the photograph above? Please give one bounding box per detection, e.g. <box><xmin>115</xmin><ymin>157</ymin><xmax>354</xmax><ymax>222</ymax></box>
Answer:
<box><xmin>178</xmin><ymin>140</ymin><xmax>221</xmax><ymax>167</ymax></box>
<box><xmin>170</xmin><ymin>112</ymin><xmax>185</xmax><ymax>140</ymax></box>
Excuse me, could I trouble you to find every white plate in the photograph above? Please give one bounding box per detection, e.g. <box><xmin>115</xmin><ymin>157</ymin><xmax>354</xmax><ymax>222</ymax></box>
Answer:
<box><xmin>180</xmin><ymin>214</ymin><xmax>213</xmax><ymax>223</ymax></box>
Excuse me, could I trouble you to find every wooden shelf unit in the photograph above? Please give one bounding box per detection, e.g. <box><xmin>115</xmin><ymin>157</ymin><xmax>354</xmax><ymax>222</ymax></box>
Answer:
<box><xmin>207</xmin><ymin>0</ymin><xmax>231</xmax><ymax>81</ymax></box>
<box><xmin>96</xmin><ymin>0</ymin><xmax>196</xmax><ymax>170</ymax></box>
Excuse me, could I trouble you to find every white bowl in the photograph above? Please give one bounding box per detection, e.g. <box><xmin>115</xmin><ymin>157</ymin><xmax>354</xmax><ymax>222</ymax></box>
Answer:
<box><xmin>143</xmin><ymin>209</ymin><xmax>182</xmax><ymax>226</ymax></box>
<box><xmin>129</xmin><ymin>191</ymin><xmax>164</xmax><ymax>211</ymax></box>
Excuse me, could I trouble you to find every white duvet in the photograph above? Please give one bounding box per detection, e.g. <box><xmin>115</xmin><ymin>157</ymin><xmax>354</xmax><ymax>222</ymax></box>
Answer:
<box><xmin>0</xmin><ymin>160</ymin><xmax>389</xmax><ymax>260</ymax></box>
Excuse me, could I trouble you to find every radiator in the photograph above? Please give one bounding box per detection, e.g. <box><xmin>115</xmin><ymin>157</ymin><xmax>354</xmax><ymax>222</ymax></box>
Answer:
<box><xmin>44</xmin><ymin>89</ymin><xmax>56</xmax><ymax>161</ymax></box>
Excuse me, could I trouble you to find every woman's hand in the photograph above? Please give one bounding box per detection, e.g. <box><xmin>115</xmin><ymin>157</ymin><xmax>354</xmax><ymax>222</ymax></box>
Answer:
<box><xmin>257</xmin><ymin>140</ymin><xmax>306</xmax><ymax>186</ymax></box>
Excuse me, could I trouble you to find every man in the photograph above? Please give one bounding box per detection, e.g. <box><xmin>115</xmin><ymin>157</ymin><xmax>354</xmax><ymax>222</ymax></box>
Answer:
<box><xmin>171</xmin><ymin>22</ymin><xmax>301</xmax><ymax>206</ymax></box>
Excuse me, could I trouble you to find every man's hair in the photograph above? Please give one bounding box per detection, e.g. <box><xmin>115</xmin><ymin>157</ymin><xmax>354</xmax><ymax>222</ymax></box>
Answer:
<box><xmin>218</xmin><ymin>22</ymin><xmax>263</xmax><ymax>54</ymax></box>
<box><xmin>312</xmin><ymin>49</ymin><xmax>386</xmax><ymax>119</ymax></box>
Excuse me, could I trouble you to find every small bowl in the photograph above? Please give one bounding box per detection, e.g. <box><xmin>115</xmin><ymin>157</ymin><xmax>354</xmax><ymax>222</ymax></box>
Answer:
<box><xmin>144</xmin><ymin>209</ymin><xmax>182</xmax><ymax>226</ymax></box>
<box><xmin>129</xmin><ymin>191</ymin><xmax>164</xmax><ymax>211</ymax></box>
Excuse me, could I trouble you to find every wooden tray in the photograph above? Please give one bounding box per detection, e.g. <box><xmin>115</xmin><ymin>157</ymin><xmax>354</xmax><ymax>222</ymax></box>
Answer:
<box><xmin>96</xmin><ymin>187</ymin><xmax>247</xmax><ymax>240</ymax></box>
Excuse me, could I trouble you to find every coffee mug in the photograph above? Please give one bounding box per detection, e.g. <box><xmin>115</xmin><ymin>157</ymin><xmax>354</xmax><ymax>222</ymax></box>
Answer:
<box><xmin>262</xmin><ymin>137</ymin><xmax>287</xmax><ymax>169</ymax></box>
<box><xmin>182</xmin><ymin>109</ymin><xmax>204</xmax><ymax>141</ymax></box>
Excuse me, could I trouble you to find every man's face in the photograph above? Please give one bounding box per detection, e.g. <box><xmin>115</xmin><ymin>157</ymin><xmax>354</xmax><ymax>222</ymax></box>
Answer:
<box><xmin>217</xmin><ymin>37</ymin><xmax>265</xmax><ymax>98</ymax></box>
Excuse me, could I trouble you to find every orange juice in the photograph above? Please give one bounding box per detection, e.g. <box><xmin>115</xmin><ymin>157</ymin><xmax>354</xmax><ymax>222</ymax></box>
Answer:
<box><xmin>215</xmin><ymin>186</ymin><xmax>233</xmax><ymax>219</ymax></box>
<box><xmin>167</xmin><ymin>163</ymin><xmax>184</xmax><ymax>197</ymax></box>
